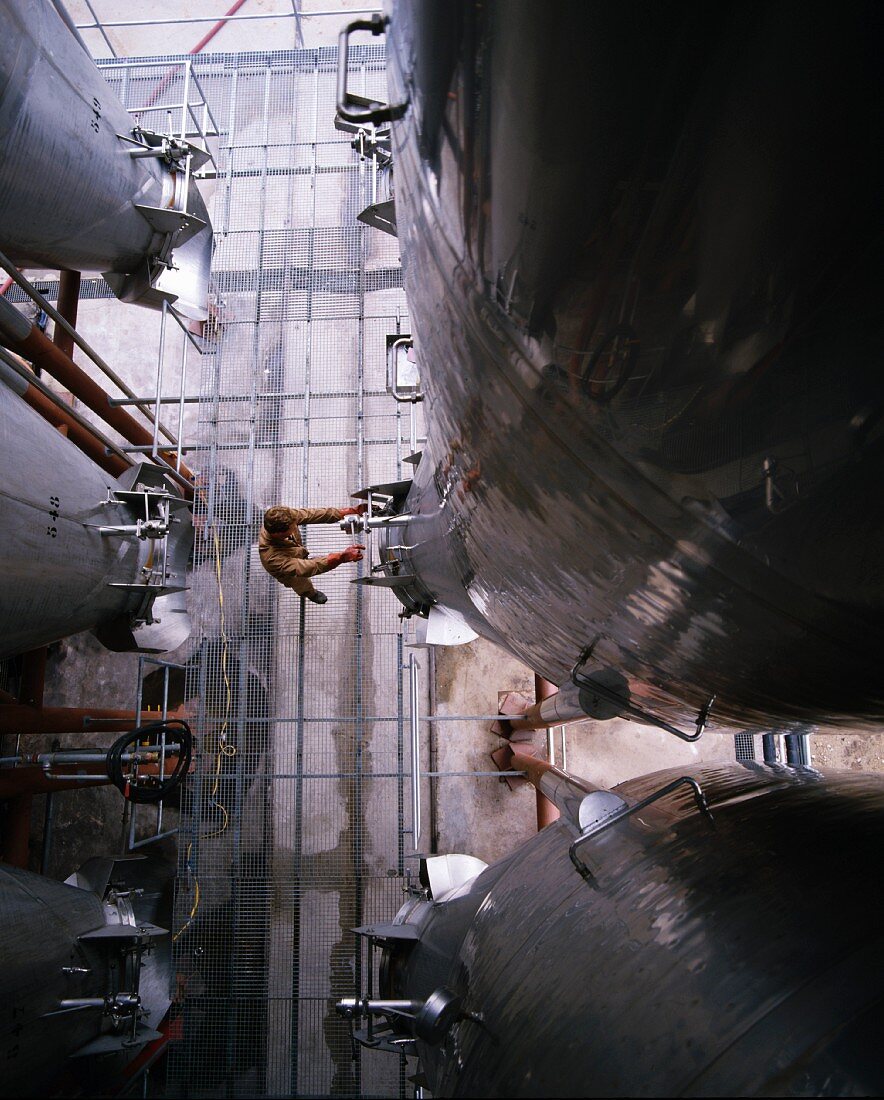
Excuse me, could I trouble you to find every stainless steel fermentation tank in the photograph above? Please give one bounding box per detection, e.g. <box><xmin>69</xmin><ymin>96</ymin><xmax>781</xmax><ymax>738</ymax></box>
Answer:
<box><xmin>360</xmin><ymin>1</ymin><xmax>884</xmax><ymax>734</ymax></box>
<box><xmin>0</xmin><ymin>375</ymin><xmax>192</xmax><ymax>657</ymax></box>
<box><xmin>346</xmin><ymin>763</ymin><xmax>884</xmax><ymax>1096</ymax></box>
<box><xmin>0</xmin><ymin>0</ymin><xmax>204</xmax><ymax>656</ymax></box>
<box><xmin>0</xmin><ymin>857</ymin><xmax>172</xmax><ymax>1097</ymax></box>
<box><xmin>0</xmin><ymin>0</ymin><xmax>212</xmax><ymax>318</ymax></box>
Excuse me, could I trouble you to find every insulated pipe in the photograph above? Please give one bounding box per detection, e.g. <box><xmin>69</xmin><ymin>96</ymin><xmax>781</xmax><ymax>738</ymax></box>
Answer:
<box><xmin>511</xmin><ymin>751</ymin><xmax>601</xmax><ymax>827</ymax></box>
<box><xmin>0</xmin><ymin>295</ymin><xmax>194</xmax><ymax>485</ymax></box>
<box><xmin>0</xmin><ymin>353</ymin><xmax>131</xmax><ymax>477</ymax></box>
<box><xmin>534</xmin><ymin>676</ymin><xmax>560</xmax><ymax>828</ymax></box>
<box><xmin>507</xmin><ymin>681</ymin><xmax>600</xmax><ymax>732</ymax></box>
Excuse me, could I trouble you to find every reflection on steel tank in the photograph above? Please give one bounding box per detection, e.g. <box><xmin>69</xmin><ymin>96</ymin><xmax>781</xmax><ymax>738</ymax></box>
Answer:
<box><xmin>0</xmin><ymin>0</ymin><xmax>213</xmax><ymax>318</ymax></box>
<box><xmin>339</xmin><ymin>761</ymin><xmax>884</xmax><ymax>1096</ymax></box>
<box><xmin>357</xmin><ymin>1</ymin><xmax>884</xmax><ymax>735</ymax></box>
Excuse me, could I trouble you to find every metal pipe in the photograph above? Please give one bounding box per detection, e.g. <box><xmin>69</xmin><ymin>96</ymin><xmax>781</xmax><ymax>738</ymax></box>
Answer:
<box><xmin>0</xmin><ymin>295</ymin><xmax>194</xmax><ymax>485</ymax></box>
<box><xmin>10</xmin><ymin>777</ymin><xmax>102</xmax><ymax>799</ymax></box>
<box><xmin>152</xmin><ymin>302</ymin><xmax>168</xmax><ymax>459</ymax></box>
<box><xmin>511</xmin><ymin>752</ymin><xmax>602</xmax><ymax>829</ymax></box>
<box><xmin>785</xmin><ymin>732</ymin><xmax>812</xmax><ymax>766</ymax></box>
<box><xmin>762</xmin><ymin>733</ymin><xmax>780</xmax><ymax>764</ymax></box>
<box><xmin>0</xmin><ymin>348</ymin><xmax>131</xmax><ymax>477</ymax></box>
<box><xmin>0</xmin><ymin>252</ymin><xmax>181</xmax><ymax>446</ymax></box>
<box><xmin>109</xmin><ymin>395</ymin><xmax>202</xmax><ymax>405</ymax></box>
<box><xmin>507</xmin><ymin>682</ymin><xmax>587</xmax><ymax>731</ymax></box>
<box><xmin>0</xmin><ymin>746</ymin><xmax>181</xmax><ymax>766</ymax></box>
<box><xmin>81</xmin><ymin>0</ymin><xmax>116</xmax><ymax>57</ymax></box>
<box><xmin>77</xmin><ymin>8</ymin><xmax>381</xmax><ymax>31</ymax></box>
<box><xmin>410</xmin><ymin>654</ymin><xmax>421</xmax><ymax>849</ymax></box>
<box><xmin>189</xmin><ymin>0</ymin><xmax>250</xmax><ymax>55</ymax></box>
<box><xmin>175</xmin><ymin>298</ymin><xmax>189</xmax><ymax>474</ymax></box>
<box><xmin>534</xmin><ymin>676</ymin><xmax>561</xmax><ymax>828</ymax></box>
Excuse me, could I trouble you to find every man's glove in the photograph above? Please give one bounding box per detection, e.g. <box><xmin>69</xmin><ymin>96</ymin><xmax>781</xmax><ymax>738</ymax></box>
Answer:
<box><xmin>327</xmin><ymin>544</ymin><xmax>365</xmax><ymax>567</ymax></box>
<box><xmin>340</xmin><ymin>504</ymin><xmax>368</xmax><ymax>517</ymax></box>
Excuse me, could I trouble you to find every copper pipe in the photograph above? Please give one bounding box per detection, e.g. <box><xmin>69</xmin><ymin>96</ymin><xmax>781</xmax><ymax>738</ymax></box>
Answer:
<box><xmin>0</xmin><ymin>297</ymin><xmax>194</xmax><ymax>484</ymax></box>
<box><xmin>534</xmin><ymin>676</ymin><xmax>560</xmax><ymax>828</ymax></box>
<box><xmin>189</xmin><ymin>0</ymin><xmax>250</xmax><ymax>54</ymax></box>
<box><xmin>53</xmin><ymin>270</ymin><xmax>81</xmax><ymax>361</ymax></box>
<box><xmin>512</xmin><ymin>750</ymin><xmax>556</xmax><ymax>789</ymax></box>
<box><xmin>0</xmin><ymin>705</ymin><xmax>139</xmax><ymax>736</ymax></box>
<box><xmin>9</xmin><ymin>366</ymin><xmax>130</xmax><ymax>477</ymax></box>
<box><xmin>1</xmin><ymin>794</ymin><xmax>33</xmax><ymax>866</ymax></box>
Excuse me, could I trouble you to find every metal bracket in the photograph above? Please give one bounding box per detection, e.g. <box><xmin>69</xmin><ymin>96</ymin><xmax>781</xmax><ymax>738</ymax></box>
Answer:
<box><xmin>127</xmin><ymin>127</ymin><xmax>212</xmax><ymax>172</ymax></box>
<box><xmin>386</xmin><ymin>336</ymin><xmax>422</xmax><ymax>402</ymax></box>
<box><xmin>336</xmin><ymin>15</ymin><xmax>409</xmax><ymax>124</ymax></box>
<box><xmin>570</xmin><ymin>640</ymin><xmax>714</xmax><ymax>743</ymax></box>
<box><xmin>569</xmin><ymin>775</ymin><xmax>714</xmax><ymax>882</ymax></box>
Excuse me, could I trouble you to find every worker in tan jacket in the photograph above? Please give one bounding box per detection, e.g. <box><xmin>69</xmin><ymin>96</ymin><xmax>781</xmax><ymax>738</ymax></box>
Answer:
<box><xmin>258</xmin><ymin>504</ymin><xmax>367</xmax><ymax>604</ymax></box>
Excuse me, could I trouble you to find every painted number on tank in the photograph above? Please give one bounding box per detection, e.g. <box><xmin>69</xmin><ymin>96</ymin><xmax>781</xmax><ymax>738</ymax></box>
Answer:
<box><xmin>90</xmin><ymin>97</ymin><xmax>102</xmax><ymax>133</ymax></box>
<box><xmin>47</xmin><ymin>495</ymin><xmax>60</xmax><ymax>536</ymax></box>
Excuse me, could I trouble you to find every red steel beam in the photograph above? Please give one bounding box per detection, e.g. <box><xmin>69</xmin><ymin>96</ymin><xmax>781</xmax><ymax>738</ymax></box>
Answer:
<box><xmin>0</xmin><ymin>705</ymin><xmax>139</xmax><ymax>736</ymax></box>
<box><xmin>10</xmin><ymin>366</ymin><xmax>131</xmax><ymax>477</ymax></box>
<box><xmin>53</xmin><ymin>269</ymin><xmax>81</xmax><ymax>361</ymax></box>
<box><xmin>533</xmin><ymin>676</ymin><xmax>560</xmax><ymax>828</ymax></box>
<box><xmin>0</xmin><ymin>297</ymin><xmax>194</xmax><ymax>484</ymax></box>
<box><xmin>1</xmin><ymin>793</ymin><xmax>33</xmax><ymax>866</ymax></box>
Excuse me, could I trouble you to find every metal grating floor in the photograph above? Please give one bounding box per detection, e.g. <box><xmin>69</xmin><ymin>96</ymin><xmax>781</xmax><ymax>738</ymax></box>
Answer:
<box><xmin>102</xmin><ymin>47</ymin><xmax>416</xmax><ymax>1098</ymax></box>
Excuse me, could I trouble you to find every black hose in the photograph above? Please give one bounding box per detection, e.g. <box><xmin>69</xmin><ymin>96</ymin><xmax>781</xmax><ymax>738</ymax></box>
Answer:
<box><xmin>106</xmin><ymin>719</ymin><xmax>193</xmax><ymax>804</ymax></box>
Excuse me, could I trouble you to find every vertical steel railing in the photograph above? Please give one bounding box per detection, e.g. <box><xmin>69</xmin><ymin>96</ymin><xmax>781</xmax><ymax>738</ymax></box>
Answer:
<box><xmin>409</xmin><ymin>654</ymin><xmax>421</xmax><ymax>850</ymax></box>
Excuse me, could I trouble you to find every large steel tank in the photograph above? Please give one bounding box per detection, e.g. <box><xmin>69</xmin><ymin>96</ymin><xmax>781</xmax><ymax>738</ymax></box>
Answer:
<box><xmin>0</xmin><ymin>0</ymin><xmax>212</xmax><ymax>318</ymax></box>
<box><xmin>0</xmin><ymin>857</ymin><xmax>172</xmax><ymax>1097</ymax></box>
<box><xmin>0</xmin><ymin>372</ymin><xmax>192</xmax><ymax>656</ymax></box>
<box><xmin>355</xmin><ymin>763</ymin><xmax>884</xmax><ymax>1096</ymax></box>
<box><xmin>366</xmin><ymin>0</ymin><xmax>884</xmax><ymax>734</ymax></box>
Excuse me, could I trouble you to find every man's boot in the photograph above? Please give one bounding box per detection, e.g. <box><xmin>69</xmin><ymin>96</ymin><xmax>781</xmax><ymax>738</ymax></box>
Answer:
<box><xmin>305</xmin><ymin>590</ymin><xmax>328</xmax><ymax>605</ymax></box>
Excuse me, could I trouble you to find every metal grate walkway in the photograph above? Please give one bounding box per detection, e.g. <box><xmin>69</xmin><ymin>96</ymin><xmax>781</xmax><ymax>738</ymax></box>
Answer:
<box><xmin>102</xmin><ymin>46</ymin><xmax>415</xmax><ymax>1098</ymax></box>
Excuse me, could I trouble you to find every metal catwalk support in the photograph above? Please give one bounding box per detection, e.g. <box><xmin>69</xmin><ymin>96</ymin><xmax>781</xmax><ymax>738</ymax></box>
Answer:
<box><xmin>92</xmin><ymin>47</ymin><xmax>412</xmax><ymax>1099</ymax></box>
